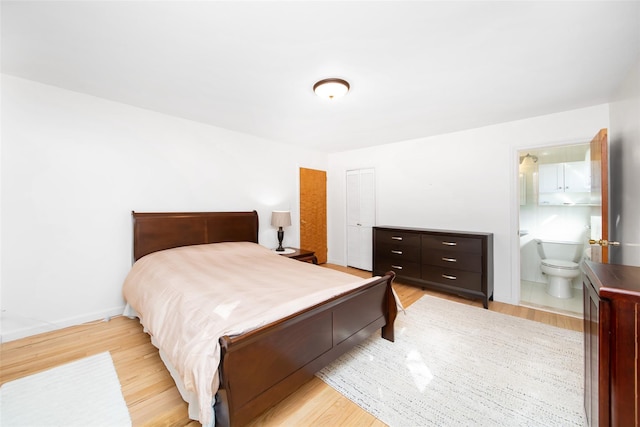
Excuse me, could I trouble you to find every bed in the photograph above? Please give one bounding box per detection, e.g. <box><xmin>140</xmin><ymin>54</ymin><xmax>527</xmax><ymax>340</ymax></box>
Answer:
<box><xmin>122</xmin><ymin>211</ymin><xmax>397</xmax><ymax>426</ymax></box>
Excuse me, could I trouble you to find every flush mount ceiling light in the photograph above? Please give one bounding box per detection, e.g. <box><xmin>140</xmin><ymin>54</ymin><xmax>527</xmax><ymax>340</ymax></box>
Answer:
<box><xmin>313</xmin><ymin>78</ymin><xmax>350</xmax><ymax>100</ymax></box>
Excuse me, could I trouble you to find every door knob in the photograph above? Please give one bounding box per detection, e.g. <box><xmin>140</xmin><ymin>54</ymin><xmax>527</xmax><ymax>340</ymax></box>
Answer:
<box><xmin>589</xmin><ymin>239</ymin><xmax>621</xmax><ymax>247</ymax></box>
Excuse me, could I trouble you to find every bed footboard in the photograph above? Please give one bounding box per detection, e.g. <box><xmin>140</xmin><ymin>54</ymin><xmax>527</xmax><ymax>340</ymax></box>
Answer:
<box><xmin>215</xmin><ymin>272</ymin><xmax>396</xmax><ymax>427</ymax></box>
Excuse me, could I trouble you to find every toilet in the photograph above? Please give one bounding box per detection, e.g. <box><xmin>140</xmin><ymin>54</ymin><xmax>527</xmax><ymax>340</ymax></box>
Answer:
<box><xmin>535</xmin><ymin>239</ymin><xmax>583</xmax><ymax>298</ymax></box>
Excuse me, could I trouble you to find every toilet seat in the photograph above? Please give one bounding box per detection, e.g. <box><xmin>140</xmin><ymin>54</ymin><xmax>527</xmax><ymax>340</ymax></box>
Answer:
<box><xmin>541</xmin><ymin>259</ymin><xmax>579</xmax><ymax>270</ymax></box>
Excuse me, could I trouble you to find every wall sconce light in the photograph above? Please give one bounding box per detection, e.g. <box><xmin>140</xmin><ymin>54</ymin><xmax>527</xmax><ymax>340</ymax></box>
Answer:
<box><xmin>313</xmin><ymin>78</ymin><xmax>350</xmax><ymax>100</ymax></box>
<box><xmin>271</xmin><ymin>210</ymin><xmax>292</xmax><ymax>251</ymax></box>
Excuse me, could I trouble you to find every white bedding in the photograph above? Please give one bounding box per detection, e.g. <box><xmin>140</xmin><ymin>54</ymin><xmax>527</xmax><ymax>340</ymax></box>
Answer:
<box><xmin>122</xmin><ymin>242</ymin><xmax>380</xmax><ymax>426</ymax></box>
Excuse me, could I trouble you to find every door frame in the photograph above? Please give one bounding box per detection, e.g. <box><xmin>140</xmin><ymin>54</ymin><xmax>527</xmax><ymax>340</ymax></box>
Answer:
<box><xmin>588</xmin><ymin>129</ymin><xmax>609</xmax><ymax>263</ymax></box>
<box><xmin>510</xmin><ymin>137</ymin><xmax>595</xmax><ymax>305</ymax></box>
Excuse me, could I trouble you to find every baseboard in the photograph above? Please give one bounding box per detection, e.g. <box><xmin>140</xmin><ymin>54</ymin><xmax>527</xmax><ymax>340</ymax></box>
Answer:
<box><xmin>0</xmin><ymin>306</ymin><xmax>126</xmax><ymax>343</ymax></box>
<box><xmin>326</xmin><ymin>257</ymin><xmax>346</xmax><ymax>266</ymax></box>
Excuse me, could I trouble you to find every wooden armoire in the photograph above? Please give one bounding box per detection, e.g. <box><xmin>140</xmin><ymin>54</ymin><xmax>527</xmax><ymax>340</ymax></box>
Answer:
<box><xmin>582</xmin><ymin>260</ymin><xmax>640</xmax><ymax>426</ymax></box>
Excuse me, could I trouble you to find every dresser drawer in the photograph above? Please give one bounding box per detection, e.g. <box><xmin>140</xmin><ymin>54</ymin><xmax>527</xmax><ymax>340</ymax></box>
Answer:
<box><xmin>375</xmin><ymin>230</ymin><xmax>421</xmax><ymax>247</ymax></box>
<box><xmin>376</xmin><ymin>242</ymin><xmax>421</xmax><ymax>262</ymax></box>
<box><xmin>422</xmin><ymin>249</ymin><xmax>482</xmax><ymax>272</ymax></box>
<box><xmin>374</xmin><ymin>259</ymin><xmax>421</xmax><ymax>278</ymax></box>
<box><xmin>422</xmin><ymin>235</ymin><xmax>481</xmax><ymax>254</ymax></box>
<box><xmin>421</xmin><ymin>266</ymin><xmax>482</xmax><ymax>292</ymax></box>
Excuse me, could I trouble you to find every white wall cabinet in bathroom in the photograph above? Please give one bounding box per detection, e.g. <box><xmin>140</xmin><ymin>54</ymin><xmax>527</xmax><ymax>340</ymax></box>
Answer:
<box><xmin>539</xmin><ymin>161</ymin><xmax>590</xmax><ymax>193</ymax></box>
<box><xmin>539</xmin><ymin>163</ymin><xmax>563</xmax><ymax>193</ymax></box>
<box><xmin>539</xmin><ymin>161</ymin><xmax>591</xmax><ymax>205</ymax></box>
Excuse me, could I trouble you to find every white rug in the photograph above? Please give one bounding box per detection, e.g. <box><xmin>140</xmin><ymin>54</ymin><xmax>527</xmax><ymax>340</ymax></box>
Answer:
<box><xmin>317</xmin><ymin>295</ymin><xmax>585</xmax><ymax>426</ymax></box>
<box><xmin>1</xmin><ymin>352</ymin><xmax>131</xmax><ymax>427</ymax></box>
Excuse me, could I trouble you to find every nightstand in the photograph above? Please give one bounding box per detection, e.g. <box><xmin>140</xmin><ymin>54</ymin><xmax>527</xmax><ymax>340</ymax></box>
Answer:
<box><xmin>277</xmin><ymin>248</ymin><xmax>318</xmax><ymax>264</ymax></box>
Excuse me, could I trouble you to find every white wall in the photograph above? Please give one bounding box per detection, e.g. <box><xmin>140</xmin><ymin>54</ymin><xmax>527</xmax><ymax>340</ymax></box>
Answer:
<box><xmin>0</xmin><ymin>73</ymin><xmax>618</xmax><ymax>341</ymax></box>
<box><xmin>1</xmin><ymin>75</ymin><xmax>326</xmax><ymax>342</ymax></box>
<box><xmin>327</xmin><ymin>104</ymin><xmax>609</xmax><ymax>304</ymax></box>
<box><xmin>609</xmin><ymin>57</ymin><xmax>640</xmax><ymax>266</ymax></box>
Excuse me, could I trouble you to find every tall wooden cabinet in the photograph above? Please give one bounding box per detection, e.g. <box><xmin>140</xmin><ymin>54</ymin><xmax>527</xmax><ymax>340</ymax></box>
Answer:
<box><xmin>582</xmin><ymin>260</ymin><xmax>640</xmax><ymax>427</ymax></box>
<box><xmin>373</xmin><ymin>226</ymin><xmax>493</xmax><ymax>308</ymax></box>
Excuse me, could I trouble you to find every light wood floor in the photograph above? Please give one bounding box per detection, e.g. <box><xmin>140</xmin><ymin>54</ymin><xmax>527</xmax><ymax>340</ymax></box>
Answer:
<box><xmin>0</xmin><ymin>265</ymin><xmax>583</xmax><ymax>426</ymax></box>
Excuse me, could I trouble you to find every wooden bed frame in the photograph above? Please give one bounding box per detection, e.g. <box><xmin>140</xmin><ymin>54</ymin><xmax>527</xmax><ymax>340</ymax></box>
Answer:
<box><xmin>131</xmin><ymin>211</ymin><xmax>397</xmax><ymax>427</ymax></box>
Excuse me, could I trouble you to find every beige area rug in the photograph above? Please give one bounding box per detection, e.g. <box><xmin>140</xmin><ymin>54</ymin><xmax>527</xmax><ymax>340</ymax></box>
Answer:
<box><xmin>1</xmin><ymin>352</ymin><xmax>131</xmax><ymax>427</ymax></box>
<box><xmin>317</xmin><ymin>295</ymin><xmax>585</xmax><ymax>426</ymax></box>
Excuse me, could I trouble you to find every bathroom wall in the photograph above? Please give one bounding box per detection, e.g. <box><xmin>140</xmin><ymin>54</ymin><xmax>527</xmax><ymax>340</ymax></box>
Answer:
<box><xmin>519</xmin><ymin>143</ymin><xmax>593</xmax><ymax>286</ymax></box>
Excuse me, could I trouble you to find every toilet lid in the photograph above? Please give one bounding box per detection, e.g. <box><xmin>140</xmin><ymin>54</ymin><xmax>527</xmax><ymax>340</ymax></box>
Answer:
<box><xmin>541</xmin><ymin>259</ymin><xmax>579</xmax><ymax>269</ymax></box>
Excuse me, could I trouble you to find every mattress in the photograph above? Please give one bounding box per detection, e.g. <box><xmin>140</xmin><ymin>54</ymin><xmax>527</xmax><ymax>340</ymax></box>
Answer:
<box><xmin>122</xmin><ymin>241</ymin><xmax>380</xmax><ymax>426</ymax></box>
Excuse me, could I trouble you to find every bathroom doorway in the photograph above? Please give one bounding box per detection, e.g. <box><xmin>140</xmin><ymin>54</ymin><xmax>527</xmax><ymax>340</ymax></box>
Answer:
<box><xmin>518</xmin><ymin>143</ymin><xmax>594</xmax><ymax>317</ymax></box>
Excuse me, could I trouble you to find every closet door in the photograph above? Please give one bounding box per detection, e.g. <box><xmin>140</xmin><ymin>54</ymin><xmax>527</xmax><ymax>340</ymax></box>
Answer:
<box><xmin>347</xmin><ymin>169</ymin><xmax>375</xmax><ymax>270</ymax></box>
<box><xmin>300</xmin><ymin>167</ymin><xmax>327</xmax><ymax>264</ymax></box>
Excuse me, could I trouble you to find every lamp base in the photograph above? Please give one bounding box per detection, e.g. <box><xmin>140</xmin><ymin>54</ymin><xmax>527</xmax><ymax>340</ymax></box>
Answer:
<box><xmin>276</xmin><ymin>228</ymin><xmax>284</xmax><ymax>251</ymax></box>
<box><xmin>274</xmin><ymin>248</ymin><xmax>295</xmax><ymax>254</ymax></box>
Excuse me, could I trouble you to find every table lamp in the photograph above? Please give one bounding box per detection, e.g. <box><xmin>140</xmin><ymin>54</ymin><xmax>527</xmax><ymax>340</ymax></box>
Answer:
<box><xmin>271</xmin><ymin>211</ymin><xmax>292</xmax><ymax>252</ymax></box>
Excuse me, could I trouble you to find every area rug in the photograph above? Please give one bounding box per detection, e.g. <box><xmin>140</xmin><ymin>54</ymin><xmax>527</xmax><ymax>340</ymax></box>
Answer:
<box><xmin>1</xmin><ymin>351</ymin><xmax>131</xmax><ymax>427</ymax></box>
<box><xmin>317</xmin><ymin>295</ymin><xmax>585</xmax><ymax>426</ymax></box>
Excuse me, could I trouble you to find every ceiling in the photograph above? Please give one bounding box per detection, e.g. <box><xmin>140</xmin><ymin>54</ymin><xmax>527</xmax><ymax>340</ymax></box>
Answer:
<box><xmin>2</xmin><ymin>1</ymin><xmax>639</xmax><ymax>153</ymax></box>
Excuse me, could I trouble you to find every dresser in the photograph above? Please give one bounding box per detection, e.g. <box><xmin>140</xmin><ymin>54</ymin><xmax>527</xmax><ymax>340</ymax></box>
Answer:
<box><xmin>373</xmin><ymin>226</ymin><xmax>493</xmax><ymax>308</ymax></box>
<box><xmin>582</xmin><ymin>260</ymin><xmax>640</xmax><ymax>427</ymax></box>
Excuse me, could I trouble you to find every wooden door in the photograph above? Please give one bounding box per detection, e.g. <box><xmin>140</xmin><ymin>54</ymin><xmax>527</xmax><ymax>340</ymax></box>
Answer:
<box><xmin>589</xmin><ymin>129</ymin><xmax>609</xmax><ymax>263</ymax></box>
<box><xmin>299</xmin><ymin>168</ymin><xmax>327</xmax><ymax>264</ymax></box>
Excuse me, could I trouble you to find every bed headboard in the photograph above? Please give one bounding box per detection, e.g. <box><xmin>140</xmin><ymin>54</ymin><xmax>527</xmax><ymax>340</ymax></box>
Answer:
<box><xmin>132</xmin><ymin>211</ymin><xmax>259</xmax><ymax>262</ymax></box>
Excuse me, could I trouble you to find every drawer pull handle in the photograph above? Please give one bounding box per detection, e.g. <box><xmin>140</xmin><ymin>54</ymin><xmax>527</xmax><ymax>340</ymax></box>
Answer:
<box><xmin>391</xmin><ymin>236</ymin><xmax>403</xmax><ymax>241</ymax></box>
<box><xmin>442</xmin><ymin>241</ymin><xmax>457</xmax><ymax>246</ymax></box>
<box><xmin>391</xmin><ymin>250</ymin><xmax>403</xmax><ymax>255</ymax></box>
<box><xmin>391</xmin><ymin>265</ymin><xmax>403</xmax><ymax>270</ymax></box>
<box><xmin>442</xmin><ymin>274</ymin><xmax>457</xmax><ymax>280</ymax></box>
<box><xmin>442</xmin><ymin>257</ymin><xmax>457</xmax><ymax>262</ymax></box>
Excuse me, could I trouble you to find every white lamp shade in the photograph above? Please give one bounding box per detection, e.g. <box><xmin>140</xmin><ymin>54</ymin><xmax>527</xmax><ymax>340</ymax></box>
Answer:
<box><xmin>271</xmin><ymin>211</ymin><xmax>292</xmax><ymax>228</ymax></box>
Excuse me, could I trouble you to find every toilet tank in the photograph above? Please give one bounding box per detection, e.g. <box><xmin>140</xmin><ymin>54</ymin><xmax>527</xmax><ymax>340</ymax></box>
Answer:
<box><xmin>536</xmin><ymin>239</ymin><xmax>584</xmax><ymax>262</ymax></box>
